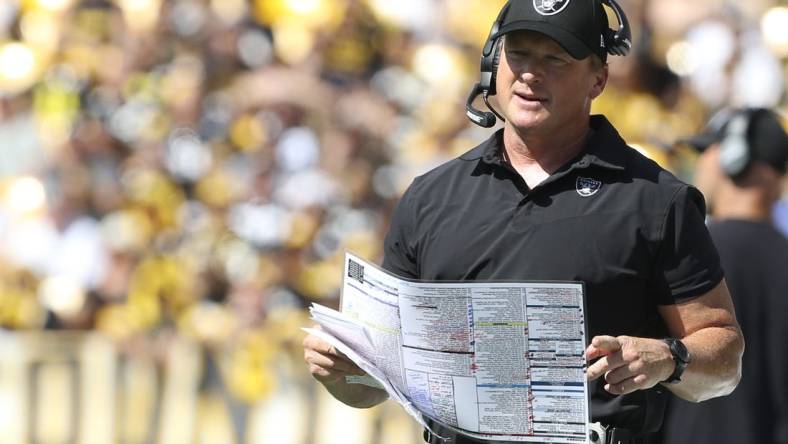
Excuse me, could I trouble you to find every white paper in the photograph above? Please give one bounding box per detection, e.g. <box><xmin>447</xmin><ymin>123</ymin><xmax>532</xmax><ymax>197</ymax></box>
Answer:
<box><xmin>308</xmin><ymin>252</ymin><xmax>590</xmax><ymax>443</ymax></box>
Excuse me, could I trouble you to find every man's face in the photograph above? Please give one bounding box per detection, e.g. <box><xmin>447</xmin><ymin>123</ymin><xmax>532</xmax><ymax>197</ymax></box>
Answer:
<box><xmin>494</xmin><ymin>31</ymin><xmax>607</xmax><ymax>137</ymax></box>
<box><xmin>695</xmin><ymin>144</ymin><xmax>785</xmax><ymax>208</ymax></box>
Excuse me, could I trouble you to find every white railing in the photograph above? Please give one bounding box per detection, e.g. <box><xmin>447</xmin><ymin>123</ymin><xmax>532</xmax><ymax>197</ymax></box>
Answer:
<box><xmin>0</xmin><ymin>332</ymin><xmax>422</xmax><ymax>444</ymax></box>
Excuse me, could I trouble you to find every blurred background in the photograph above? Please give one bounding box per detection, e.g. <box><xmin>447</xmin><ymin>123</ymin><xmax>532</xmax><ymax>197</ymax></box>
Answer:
<box><xmin>0</xmin><ymin>0</ymin><xmax>786</xmax><ymax>443</ymax></box>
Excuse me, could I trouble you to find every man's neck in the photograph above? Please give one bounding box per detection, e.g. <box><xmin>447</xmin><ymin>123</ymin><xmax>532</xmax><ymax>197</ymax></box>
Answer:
<box><xmin>710</xmin><ymin>165</ymin><xmax>783</xmax><ymax>224</ymax></box>
<box><xmin>713</xmin><ymin>198</ymin><xmax>774</xmax><ymax>223</ymax></box>
<box><xmin>712</xmin><ymin>186</ymin><xmax>775</xmax><ymax>223</ymax></box>
<box><xmin>502</xmin><ymin>120</ymin><xmax>591</xmax><ymax>188</ymax></box>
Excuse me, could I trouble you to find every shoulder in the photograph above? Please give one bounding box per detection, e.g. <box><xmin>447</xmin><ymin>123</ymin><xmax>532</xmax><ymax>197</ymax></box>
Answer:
<box><xmin>588</xmin><ymin>117</ymin><xmax>700</xmax><ymax>214</ymax></box>
<box><xmin>624</xmin><ymin>148</ymin><xmax>689</xmax><ymax>192</ymax></box>
<box><xmin>588</xmin><ymin>115</ymin><xmax>690</xmax><ymax>198</ymax></box>
<box><xmin>626</xmin><ymin>150</ymin><xmax>709</xmax><ymax>225</ymax></box>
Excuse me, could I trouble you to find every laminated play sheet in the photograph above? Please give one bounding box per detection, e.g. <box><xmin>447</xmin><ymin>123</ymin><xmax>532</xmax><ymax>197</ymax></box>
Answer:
<box><xmin>305</xmin><ymin>252</ymin><xmax>589</xmax><ymax>443</ymax></box>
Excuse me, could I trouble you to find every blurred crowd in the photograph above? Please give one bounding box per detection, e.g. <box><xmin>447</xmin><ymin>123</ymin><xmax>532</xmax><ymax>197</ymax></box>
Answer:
<box><xmin>0</xmin><ymin>0</ymin><xmax>786</xmax><ymax>442</ymax></box>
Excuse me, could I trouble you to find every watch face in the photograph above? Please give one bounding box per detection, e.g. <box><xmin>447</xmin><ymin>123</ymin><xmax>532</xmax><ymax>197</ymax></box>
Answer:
<box><xmin>663</xmin><ymin>338</ymin><xmax>690</xmax><ymax>383</ymax></box>
<box><xmin>671</xmin><ymin>339</ymin><xmax>690</xmax><ymax>363</ymax></box>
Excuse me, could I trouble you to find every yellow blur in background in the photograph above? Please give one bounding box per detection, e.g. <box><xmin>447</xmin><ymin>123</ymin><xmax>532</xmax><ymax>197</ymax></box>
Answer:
<box><xmin>0</xmin><ymin>0</ymin><xmax>787</xmax><ymax>443</ymax></box>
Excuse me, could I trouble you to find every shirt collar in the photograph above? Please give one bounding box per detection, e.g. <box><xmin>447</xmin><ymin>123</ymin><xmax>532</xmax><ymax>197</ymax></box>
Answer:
<box><xmin>576</xmin><ymin>115</ymin><xmax>628</xmax><ymax>171</ymax></box>
<box><xmin>460</xmin><ymin>115</ymin><xmax>628</xmax><ymax>171</ymax></box>
<box><xmin>459</xmin><ymin>128</ymin><xmax>505</xmax><ymax>164</ymax></box>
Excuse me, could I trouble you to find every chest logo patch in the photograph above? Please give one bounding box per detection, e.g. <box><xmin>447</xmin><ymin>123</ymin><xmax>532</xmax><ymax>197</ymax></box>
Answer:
<box><xmin>576</xmin><ymin>177</ymin><xmax>602</xmax><ymax>197</ymax></box>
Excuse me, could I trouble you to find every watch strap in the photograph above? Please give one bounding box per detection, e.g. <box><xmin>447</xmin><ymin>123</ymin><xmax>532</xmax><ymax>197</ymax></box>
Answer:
<box><xmin>662</xmin><ymin>338</ymin><xmax>690</xmax><ymax>383</ymax></box>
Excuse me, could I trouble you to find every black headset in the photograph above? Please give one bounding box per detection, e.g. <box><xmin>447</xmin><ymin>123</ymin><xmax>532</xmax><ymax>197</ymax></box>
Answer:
<box><xmin>466</xmin><ymin>0</ymin><xmax>633</xmax><ymax>128</ymax></box>
<box><xmin>718</xmin><ymin>108</ymin><xmax>765</xmax><ymax>180</ymax></box>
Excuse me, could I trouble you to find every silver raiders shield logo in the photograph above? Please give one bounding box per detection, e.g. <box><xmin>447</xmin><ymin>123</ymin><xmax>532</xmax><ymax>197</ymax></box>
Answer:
<box><xmin>576</xmin><ymin>177</ymin><xmax>602</xmax><ymax>197</ymax></box>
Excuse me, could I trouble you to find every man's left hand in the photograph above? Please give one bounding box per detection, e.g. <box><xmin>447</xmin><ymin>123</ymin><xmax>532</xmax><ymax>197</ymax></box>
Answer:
<box><xmin>585</xmin><ymin>335</ymin><xmax>675</xmax><ymax>395</ymax></box>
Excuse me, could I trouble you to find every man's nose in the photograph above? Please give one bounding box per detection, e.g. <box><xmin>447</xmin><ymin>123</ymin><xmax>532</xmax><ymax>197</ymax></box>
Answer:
<box><xmin>519</xmin><ymin>65</ymin><xmax>544</xmax><ymax>84</ymax></box>
<box><xmin>512</xmin><ymin>56</ymin><xmax>546</xmax><ymax>82</ymax></box>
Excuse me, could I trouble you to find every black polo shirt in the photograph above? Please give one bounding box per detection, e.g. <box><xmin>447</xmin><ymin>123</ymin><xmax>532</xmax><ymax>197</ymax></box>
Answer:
<box><xmin>382</xmin><ymin>115</ymin><xmax>723</xmax><ymax>439</ymax></box>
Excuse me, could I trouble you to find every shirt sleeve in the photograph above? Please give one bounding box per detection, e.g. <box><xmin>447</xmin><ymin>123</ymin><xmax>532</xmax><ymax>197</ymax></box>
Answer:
<box><xmin>381</xmin><ymin>183</ymin><xmax>420</xmax><ymax>279</ymax></box>
<box><xmin>652</xmin><ymin>185</ymin><xmax>724</xmax><ymax>304</ymax></box>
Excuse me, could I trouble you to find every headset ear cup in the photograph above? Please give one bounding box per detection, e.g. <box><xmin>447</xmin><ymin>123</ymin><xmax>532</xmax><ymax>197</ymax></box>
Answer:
<box><xmin>602</xmin><ymin>28</ymin><xmax>617</xmax><ymax>54</ymax></box>
<box><xmin>718</xmin><ymin>112</ymin><xmax>752</xmax><ymax>179</ymax></box>
<box><xmin>489</xmin><ymin>38</ymin><xmax>504</xmax><ymax>96</ymax></box>
<box><xmin>601</xmin><ymin>0</ymin><xmax>632</xmax><ymax>57</ymax></box>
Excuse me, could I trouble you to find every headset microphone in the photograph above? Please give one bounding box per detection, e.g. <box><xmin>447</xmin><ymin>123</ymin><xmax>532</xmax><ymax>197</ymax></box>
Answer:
<box><xmin>465</xmin><ymin>5</ymin><xmax>508</xmax><ymax>129</ymax></box>
<box><xmin>465</xmin><ymin>83</ymin><xmax>497</xmax><ymax>128</ymax></box>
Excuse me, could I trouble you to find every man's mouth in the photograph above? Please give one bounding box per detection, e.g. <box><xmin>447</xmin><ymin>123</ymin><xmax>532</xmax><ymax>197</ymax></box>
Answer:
<box><xmin>514</xmin><ymin>92</ymin><xmax>547</xmax><ymax>103</ymax></box>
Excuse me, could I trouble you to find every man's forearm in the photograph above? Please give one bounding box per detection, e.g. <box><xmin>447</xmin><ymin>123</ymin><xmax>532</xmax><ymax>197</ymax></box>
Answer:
<box><xmin>321</xmin><ymin>377</ymin><xmax>389</xmax><ymax>408</ymax></box>
<box><xmin>664</xmin><ymin>325</ymin><xmax>744</xmax><ymax>402</ymax></box>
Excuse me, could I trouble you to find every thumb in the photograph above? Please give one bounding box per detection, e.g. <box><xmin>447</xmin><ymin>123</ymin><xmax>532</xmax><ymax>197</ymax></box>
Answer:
<box><xmin>586</xmin><ymin>335</ymin><xmax>622</xmax><ymax>360</ymax></box>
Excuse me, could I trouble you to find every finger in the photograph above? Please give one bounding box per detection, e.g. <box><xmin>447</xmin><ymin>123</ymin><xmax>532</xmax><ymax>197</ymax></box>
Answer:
<box><xmin>302</xmin><ymin>334</ymin><xmax>329</xmax><ymax>352</ymax></box>
<box><xmin>586</xmin><ymin>358</ymin><xmax>606</xmax><ymax>381</ymax></box>
<box><xmin>308</xmin><ymin>364</ymin><xmax>347</xmax><ymax>383</ymax></box>
<box><xmin>304</xmin><ymin>350</ymin><xmax>365</xmax><ymax>376</ymax></box>
<box><xmin>604</xmin><ymin>374</ymin><xmax>644</xmax><ymax>396</ymax></box>
<box><xmin>586</xmin><ymin>335</ymin><xmax>622</xmax><ymax>360</ymax></box>
<box><xmin>308</xmin><ymin>363</ymin><xmax>365</xmax><ymax>381</ymax></box>
<box><xmin>586</xmin><ymin>351</ymin><xmax>627</xmax><ymax>381</ymax></box>
<box><xmin>589</xmin><ymin>335</ymin><xmax>622</xmax><ymax>354</ymax></box>
<box><xmin>304</xmin><ymin>350</ymin><xmax>361</xmax><ymax>374</ymax></box>
<box><xmin>302</xmin><ymin>336</ymin><xmax>364</xmax><ymax>376</ymax></box>
<box><xmin>308</xmin><ymin>363</ymin><xmax>333</xmax><ymax>379</ymax></box>
<box><xmin>604</xmin><ymin>360</ymin><xmax>646</xmax><ymax>385</ymax></box>
<box><xmin>303</xmin><ymin>335</ymin><xmax>345</xmax><ymax>357</ymax></box>
<box><xmin>604</xmin><ymin>367</ymin><xmax>631</xmax><ymax>385</ymax></box>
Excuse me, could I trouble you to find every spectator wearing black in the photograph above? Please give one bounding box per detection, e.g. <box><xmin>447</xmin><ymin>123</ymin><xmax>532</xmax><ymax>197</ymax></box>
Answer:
<box><xmin>663</xmin><ymin>108</ymin><xmax>788</xmax><ymax>444</ymax></box>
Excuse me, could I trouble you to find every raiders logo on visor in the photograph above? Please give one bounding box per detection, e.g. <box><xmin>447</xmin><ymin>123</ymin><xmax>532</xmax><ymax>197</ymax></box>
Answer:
<box><xmin>533</xmin><ymin>0</ymin><xmax>571</xmax><ymax>15</ymax></box>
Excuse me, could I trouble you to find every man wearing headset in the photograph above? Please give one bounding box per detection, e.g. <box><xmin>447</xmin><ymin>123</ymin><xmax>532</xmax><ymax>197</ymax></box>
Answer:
<box><xmin>303</xmin><ymin>1</ymin><xmax>744</xmax><ymax>442</ymax></box>
<box><xmin>661</xmin><ymin>108</ymin><xmax>788</xmax><ymax>444</ymax></box>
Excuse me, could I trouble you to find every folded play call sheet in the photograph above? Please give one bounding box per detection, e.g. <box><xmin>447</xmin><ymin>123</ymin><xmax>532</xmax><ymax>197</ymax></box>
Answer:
<box><xmin>305</xmin><ymin>252</ymin><xmax>589</xmax><ymax>443</ymax></box>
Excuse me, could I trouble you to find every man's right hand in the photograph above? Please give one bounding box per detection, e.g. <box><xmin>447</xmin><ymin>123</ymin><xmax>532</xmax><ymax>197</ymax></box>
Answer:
<box><xmin>302</xmin><ymin>327</ymin><xmax>367</xmax><ymax>384</ymax></box>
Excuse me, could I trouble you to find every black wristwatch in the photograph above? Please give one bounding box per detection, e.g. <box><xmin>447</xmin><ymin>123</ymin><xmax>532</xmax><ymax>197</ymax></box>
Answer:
<box><xmin>662</xmin><ymin>338</ymin><xmax>691</xmax><ymax>383</ymax></box>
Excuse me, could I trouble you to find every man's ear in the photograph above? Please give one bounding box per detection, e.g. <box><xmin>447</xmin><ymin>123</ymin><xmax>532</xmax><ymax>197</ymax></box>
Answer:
<box><xmin>693</xmin><ymin>145</ymin><xmax>723</xmax><ymax>207</ymax></box>
<box><xmin>589</xmin><ymin>64</ymin><xmax>608</xmax><ymax>100</ymax></box>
